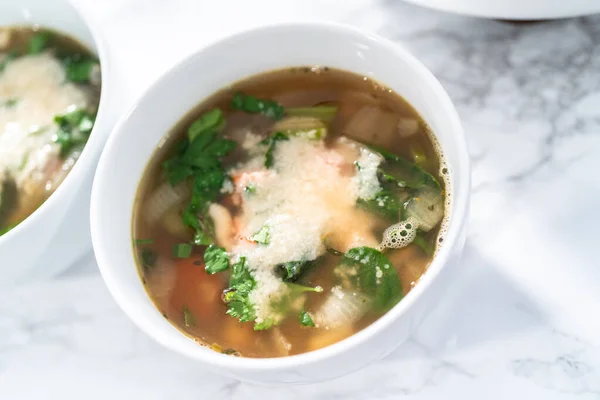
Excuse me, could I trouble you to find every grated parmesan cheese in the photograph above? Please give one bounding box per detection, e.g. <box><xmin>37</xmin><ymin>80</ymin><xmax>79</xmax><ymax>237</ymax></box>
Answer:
<box><xmin>229</xmin><ymin>136</ymin><xmax>376</xmax><ymax>323</ymax></box>
<box><xmin>351</xmin><ymin>147</ymin><xmax>383</xmax><ymax>200</ymax></box>
<box><xmin>241</xmin><ymin>132</ymin><xmax>263</xmax><ymax>150</ymax></box>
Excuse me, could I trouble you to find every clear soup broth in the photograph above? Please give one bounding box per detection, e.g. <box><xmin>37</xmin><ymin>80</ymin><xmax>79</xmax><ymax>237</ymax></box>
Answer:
<box><xmin>133</xmin><ymin>67</ymin><xmax>449</xmax><ymax>358</ymax></box>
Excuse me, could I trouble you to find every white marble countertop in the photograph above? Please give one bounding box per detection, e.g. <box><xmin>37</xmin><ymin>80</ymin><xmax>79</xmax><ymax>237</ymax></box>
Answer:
<box><xmin>1</xmin><ymin>0</ymin><xmax>600</xmax><ymax>398</ymax></box>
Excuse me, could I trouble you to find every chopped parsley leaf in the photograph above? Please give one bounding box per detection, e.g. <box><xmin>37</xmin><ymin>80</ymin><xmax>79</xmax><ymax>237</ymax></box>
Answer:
<box><xmin>298</xmin><ymin>310</ymin><xmax>315</xmax><ymax>327</ymax></box>
<box><xmin>162</xmin><ymin>108</ymin><xmax>236</xmax><ymax>246</ymax></box>
<box><xmin>261</xmin><ymin>132</ymin><xmax>289</xmax><ymax>168</ymax></box>
<box><xmin>249</xmin><ymin>225</ymin><xmax>271</xmax><ymax>245</ymax></box>
<box><xmin>223</xmin><ymin>257</ymin><xmax>257</xmax><ymax>324</ymax></box>
<box><xmin>52</xmin><ymin>107</ymin><xmax>96</xmax><ymax>157</ymax></box>
<box><xmin>204</xmin><ymin>245</ymin><xmax>229</xmax><ymax>274</ymax></box>
<box><xmin>173</xmin><ymin>243</ymin><xmax>193</xmax><ymax>258</ymax></box>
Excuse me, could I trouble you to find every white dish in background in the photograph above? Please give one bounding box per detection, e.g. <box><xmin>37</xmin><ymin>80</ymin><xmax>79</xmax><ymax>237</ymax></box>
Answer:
<box><xmin>403</xmin><ymin>0</ymin><xmax>600</xmax><ymax>20</ymax></box>
<box><xmin>0</xmin><ymin>0</ymin><xmax>113</xmax><ymax>286</ymax></box>
<box><xmin>91</xmin><ymin>22</ymin><xmax>470</xmax><ymax>384</ymax></box>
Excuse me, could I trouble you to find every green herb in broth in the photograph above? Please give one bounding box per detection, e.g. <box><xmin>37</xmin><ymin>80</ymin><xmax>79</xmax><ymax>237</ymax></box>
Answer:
<box><xmin>378</xmin><ymin>168</ymin><xmax>414</xmax><ymax>189</ymax></box>
<box><xmin>298</xmin><ymin>310</ymin><xmax>315</xmax><ymax>327</ymax></box>
<box><xmin>231</xmin><ymin>92</ymin><xmax>285</xmax><ymax>120</ymax></box>
<box><xmin>0</xmin><ymin>51</ymin><xmax>17</xmax><ymax>73</ymax></box>
<box><xmin>409</xmin><ymin>142</ymin><xmax>428</xmax><ymax>168</ymax></box>
<box><xmin>62</xmin><ymin>54</ymin><xmax>97</xmax><ymax>83</ymax></box>
<box><xmin>183</xmin><ymin>306</ymin><xmax>195</xmax><ymax>328</ymax></box>
<box><xmin>53</xmin><ymin>107</ymin><xmax>96</xmax><ymax>157</ymax></box>
<box><xmin>0</xmin><ymin>178</ymin><xmax>18</xmax><ymax>230</ymax></box>
<box><xmin>261</xmin><ymin>132</ymin><xmax>289</xmax><ymax>168</ymax></box>
<box><xmin>18</xmin><ymin>153</ymin><xmax>29</xmax><ymax>172</ymax></box>
<box><xmin>204</xmin><ymin>245</ymin><xmax>229</xmax><ymax>274</ymax></box>
<box><xmin>243</xmin><ymin>183</ymin><xmax>256</xmax><ymax>194</ymax></box>
<box><xmin>249</xmin><ymin>225</ymin><xmax>271</xmax><ymax>245</ymax></box>
<box><xmin>357</xmin><ymin>188</ymin><xmax>404</xmax><ymax>222</ymax></box>
<box><xmin>369</xmin><ymin>144</ymin><xmax>441</xmax><ymax>190</ymax></box>
<box><xmin>413</xmin><ymin>232</ymin><xmax>435</xmax><ymax>256</ymax></box>
<box><xmin>223</xmin><ymin>257</ymin><xmax>257</xmax><ymax>324</ymax></box>
<box><xmin>3</xmin><ymin>98</ymin><xmax>19</xmax><ymax>108</ymax></box>
<box><xmin>286</xmin><ymin>105</ymin><xmax>338</xmax><ymax>122</ymax></box>
<box><xmin>187</xmin><ymin>108</ymin><xmax>224</xmax><ymax>142</ymax></box>
<box><xmin>277</xmin><ymin>259</ymin><xmax>315</xmax><ymax>282</ymax></box>
<box><xmin>272</xmin><ymin>117</ymin><xmax>328</xmax><ymax>140</ymax></box>
<box><xmin>28</xmin><ymin>31</ymin><xmax>51</xmax><ymax>54</ymax></box>
<box><xmin>173</xmin><ymin>243</ymin><xmax>193</xmax><ymax>258</ymax></box>
<box><xmin>139</xmin><ymin>247</ymin><xmax>157</xmax><ymax>269</ymax></box>
<box><xmin>134</xmin><ymin>238</ymin><xmax>154</xmax><ymax>245</ymax></box>
<box><xmin>29</xmin><ymin>125</ymin><xmax>49</xmax><ymax>136</ymax></box>
<box><xmin>340</xmin><ymin>247</ymin><xmax>403</xmax><ymax>311</ymax></box>
<box><xmin>162</xmin><ymin>108</ymin><xmax>236</xmax><ymax>246</ymax></box>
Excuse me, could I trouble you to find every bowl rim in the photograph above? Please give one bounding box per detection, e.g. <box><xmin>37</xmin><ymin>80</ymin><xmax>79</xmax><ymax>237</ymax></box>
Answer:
<box><xmin>0</xmin><ymin>0</ymin><xmax>112</xmax><ymax>245</ymax></box>
<box><xmin>91</xmin><ymin>20</ymin><xmax>470</xmax><ymax>371</ymax></box>
<box><xmin>402</xmin><ymin>0</ymin><xmax>600</xmax><ymax>20</ymax></box>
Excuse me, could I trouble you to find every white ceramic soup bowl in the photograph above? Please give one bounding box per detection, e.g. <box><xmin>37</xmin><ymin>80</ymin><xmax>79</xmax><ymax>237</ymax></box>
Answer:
<box><xmin>402</xmin><ymin>0</ymin><xmax>600</xmax><ymax>20</ymax></box>
<box><xmin>91</xmin><ymin>22</ymin><xmax>470</xmax><ymax>384</ymax></box>
<box><xmin>0</xmin><ymin>0</ymin><xmax>113</xmax><ymax>285</ymax></box>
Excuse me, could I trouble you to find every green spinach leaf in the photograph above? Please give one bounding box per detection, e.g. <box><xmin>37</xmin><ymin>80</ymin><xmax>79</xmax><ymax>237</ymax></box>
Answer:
<box><xmin>231</xmin><ymin>92</ymin><xmax>284</xmax><ymax>120</ymax></box>
<box><xmin>341</xmin><ymin>247</ymin><xmax>403</xmax><ymax>311</ymax></box>
<box><xmin>369</xmin><ymin>144</ymin><xmax>440</xmax><ymax>190</ymax></box>
<box><xmin>277</xmin><ymin>260</ymin><xmax>314</xmax><ymax>282</ymax></box>
<box><xmin>357</xmin><ymin>189</ymin><xmax>403</xmax><ymax>221</ymax></box>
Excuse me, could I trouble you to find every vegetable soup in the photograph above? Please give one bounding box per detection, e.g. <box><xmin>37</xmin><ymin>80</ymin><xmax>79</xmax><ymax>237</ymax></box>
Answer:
<box><xmin>133</xmin><ymin>67</ymin><xmax>450</xmax><ymax>358</ymax></box>
<box><xmin>0</xmin><ymin>27</ymin><xmax>101</xmax><ymax>236</ymax></box>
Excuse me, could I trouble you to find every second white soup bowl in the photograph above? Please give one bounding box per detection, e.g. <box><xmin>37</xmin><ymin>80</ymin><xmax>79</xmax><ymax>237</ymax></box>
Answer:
<box><xmin>0</xmin><ymin>0</ymin><xmax>113</xmax><ymax>285</ymax></box>
<box><xmin>91</xmin><ymin>22</ymin><xmax>470</xmax><ymax>384</ymax></box>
